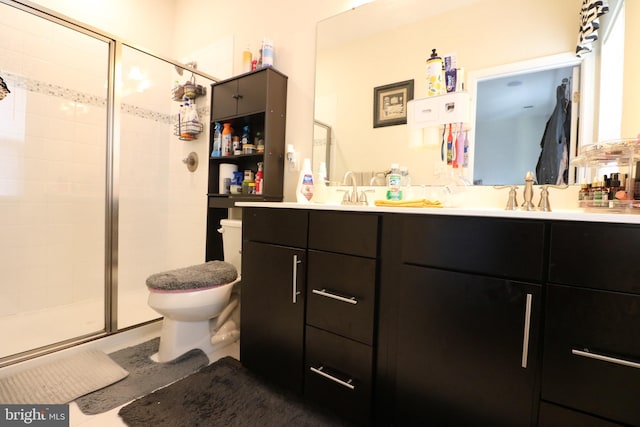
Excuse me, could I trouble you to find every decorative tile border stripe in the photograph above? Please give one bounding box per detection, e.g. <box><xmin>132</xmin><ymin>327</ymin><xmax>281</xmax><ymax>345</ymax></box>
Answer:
<box><xmin>2</xmin><ymin>71</ymin><xmax>210</xmax><ymax>124</ymax></box>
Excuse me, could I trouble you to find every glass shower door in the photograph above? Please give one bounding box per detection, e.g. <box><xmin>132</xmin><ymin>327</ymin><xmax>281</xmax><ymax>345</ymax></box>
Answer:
<box><xmin>0</xmin><ymin>2</ymin><xmax>109</xmax><ymax>359</ymax></box>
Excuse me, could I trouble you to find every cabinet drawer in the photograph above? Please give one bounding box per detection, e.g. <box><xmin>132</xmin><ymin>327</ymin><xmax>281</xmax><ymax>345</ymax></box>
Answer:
<box><xmin>243</xmin><ymin>208</ymin><xmax>308</xmax><ymax>248</ymax></box>
<box><xmin>305</xmin><ymin>326</ymin><xmax>372</xmax><ymax>425</ymax></box>
<box><xmin>539</xmin><ymin>401</ymin><xmax>624</xmax><ymax>427</ymax></box>
<box><xmin>308</xmin><ymin>211</ymin><xmax>379</xmax><ymax>257</ymax></box>
<box><xmin>542</xmin><ymin>284</ymin><xmax>640</xmax><ymax>426</ymax></box>
<box><xmin>307</xmin><ymin>250</ymin><xmax>376</xmax><ymax>345</ymax></box>
<box><xmin>549</xmin><ymin>222</ymin><xmax>640</xmax><ymax>294</ymax></box>
<box><xmin>399</xmin><ymin>215</ymin><xmax>545</xmax><ymax>281</ymax></box>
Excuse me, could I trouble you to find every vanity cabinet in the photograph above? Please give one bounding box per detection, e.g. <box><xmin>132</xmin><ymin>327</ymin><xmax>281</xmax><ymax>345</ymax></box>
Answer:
<box><xmin>240</xmin><ymin>208</ymin><xmax>308</xmax><ymax>393</ymax></box>
<box><xmin>304</xmin><ymin>211</ymin><xmax>380</xmax><ymax>425</ymax></box>
<box><xmin>206</xmin><ymin>68</ymin><xmax>287</xmax><ymax>261</ymax></box>
<box><xmin>377</xmin><ymin>214</ymin><xmax>545</xmax><ymax>426</ymax></box>
<box><xmin>240</xmin><ymin>208</ymin><xmax>380</xmax><ymax>424</ymax></box>
<box><xmin>541</xmin><ymin>221</ymin><xmax>640</xmax><ymax>426</ymax></box>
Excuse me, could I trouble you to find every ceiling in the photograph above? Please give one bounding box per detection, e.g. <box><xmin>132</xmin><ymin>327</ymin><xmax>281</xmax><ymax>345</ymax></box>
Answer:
<box><xmin>476</xmin><ymin>66</ymin><xmax>575</xmax><ymax>122</ymax></box>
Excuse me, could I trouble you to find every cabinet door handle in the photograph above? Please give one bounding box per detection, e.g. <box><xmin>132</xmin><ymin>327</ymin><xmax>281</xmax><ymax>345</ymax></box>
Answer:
<box><xmin>521</xmin><ymin>293</ymin><xmax>533</xmax><ymax>368</ymax></box>
<box><xmin>292</xmin><ymin>255</ymin><xmax>302</xmax><ymax>303</ymax></box>
<box><xmin>232</xmin><ymin>94</ymin><xmax>243</xmax><ymax>100</ymax></box>
<box><xmin>312</xmin><ymin>288</ymin><xmax>358</xmax><ymax>305</ymax></box>
<box><xmin>309</xmin><ymin>365</ymin><xmax>355</xmax><ymax>390</ymax></box>
<box><xmin>572</xmin><ymin>349</ymin><xmax>640</xmax><ymax>369</ymax></box>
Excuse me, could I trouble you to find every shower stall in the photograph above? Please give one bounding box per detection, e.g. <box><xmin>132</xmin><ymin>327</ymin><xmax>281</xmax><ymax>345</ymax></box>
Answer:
<box><xmin>0</xmin><ymin>1</ymin><xmax>217</xmax><ymax>365</ymax></box>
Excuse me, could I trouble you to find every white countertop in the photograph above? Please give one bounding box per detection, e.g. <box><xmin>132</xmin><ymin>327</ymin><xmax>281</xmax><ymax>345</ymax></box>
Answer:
<box><xmin>236</xmin><ymin>201</ymin><xmax>640</xmax><ymax>224</ymax></box>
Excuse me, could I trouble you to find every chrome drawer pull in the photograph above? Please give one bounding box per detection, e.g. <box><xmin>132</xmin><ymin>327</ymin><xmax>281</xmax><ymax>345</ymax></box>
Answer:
<box><xmin>572</xmin><ymin>349</ymin><xmax>640</xmax><ymax>369</ymax></box>
<box><xmin>521</xmin><ymin>293</ymin><xmax>533</xmax><ymax>368</ymax></box>
<box><xmin>312</xmin><ymin>288</ymin><xmax>358</xmax><ymax>305</ymax></box>
<box><xmin>292</xmin><ymin>255</ymin><xmax>302</xmax><ymax>303</ymax></box>
<box><xmin>310</xmin><ymin>365</ymin><xmax>355</xmax><ymax>390</ymax></box>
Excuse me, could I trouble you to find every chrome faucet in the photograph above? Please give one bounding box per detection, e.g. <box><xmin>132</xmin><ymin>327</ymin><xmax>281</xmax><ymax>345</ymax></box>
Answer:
<box><xmin>340</xmin><ymin>171</ymin><xmax>372</xmax><ymax>205</ymax></box>
<box><xmin>343</xmin><ymin>171</ymin><xmax>359</xmax><ymax>203</ymax></box>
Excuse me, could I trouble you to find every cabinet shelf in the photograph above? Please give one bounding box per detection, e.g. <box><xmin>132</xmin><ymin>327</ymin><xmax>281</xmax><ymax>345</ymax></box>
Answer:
<box><xmin>205</xmin><ymin>68</ymin><xmax>287</xmax><ymax>261</ymax></box>
<box><xmin>209</xmin><ymin>153</ymin><xmax>263</xmax><ymax>162</ymax></box>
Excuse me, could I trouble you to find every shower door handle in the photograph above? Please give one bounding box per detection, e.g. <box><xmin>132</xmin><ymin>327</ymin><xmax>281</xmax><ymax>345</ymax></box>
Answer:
<box><xmin>292</xmin><ymin>254</ymin><xmax>302</xmax><ymax>303</ymax></box>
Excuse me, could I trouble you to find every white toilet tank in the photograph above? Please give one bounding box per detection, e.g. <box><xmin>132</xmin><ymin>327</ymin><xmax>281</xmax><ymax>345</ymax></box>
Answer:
<box><xmin>219</xmin><ymin>219</ymin><xmax>242</xmax><ymax>274</ymax></box>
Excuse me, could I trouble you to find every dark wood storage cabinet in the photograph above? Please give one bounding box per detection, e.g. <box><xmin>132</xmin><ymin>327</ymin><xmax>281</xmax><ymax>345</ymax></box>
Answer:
<box><xmin>240</xmin><ymin>208</ymin><xmax>308</xmax><ymax>393</ymax></box>
<box><xmin>542</xmin><ymin>222</ymin><xmax>640</xmax><ymax>426</ymax></box>
<box><xmin>240</xmin><ymin>208</ymin><xmax>380</xmax><ymax>424</ymax></box>
<box><xmin>240</xmin><ymin>208</ymin><xmax>640</xmax><ymax>426</ymax></box>
<box><xmin>205</xmin><ymin>68</ymin><xmax>287</xmax><ymax>261</ymax></box>
<box><xmin>305</xmin><ymin>211</ymin><xmax>380</xmax><ymax>425</ymax></box>
<box><xmin>377</xmin><ymin>214</ymin><xmax>545</xmax><ymax>426</ymax></box>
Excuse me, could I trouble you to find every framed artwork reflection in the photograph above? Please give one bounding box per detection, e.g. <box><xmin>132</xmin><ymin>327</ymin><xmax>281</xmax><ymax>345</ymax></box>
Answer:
<box><xmin>373</xmin><ymin>79</ymin><xmax>414</xmax><ymax>128</ymax></box>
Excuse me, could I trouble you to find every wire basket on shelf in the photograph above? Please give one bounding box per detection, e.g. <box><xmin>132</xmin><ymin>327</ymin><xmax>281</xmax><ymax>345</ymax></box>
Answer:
<box><xmin>172</xmin><ymin>77</ymin><xmax>206</xmax><ymax>101</ymax></box>
<box><xmin>174</xmin><ymin>121</ymin><xmax>203</xmax><ymax>141</ymax></box>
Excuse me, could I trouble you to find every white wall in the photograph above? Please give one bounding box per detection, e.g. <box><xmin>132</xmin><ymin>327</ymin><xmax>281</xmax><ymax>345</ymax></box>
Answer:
<box><xmin>32</xmin><ymin>0</ymin><xmax>355</xmax><ymax>200</ymax></box>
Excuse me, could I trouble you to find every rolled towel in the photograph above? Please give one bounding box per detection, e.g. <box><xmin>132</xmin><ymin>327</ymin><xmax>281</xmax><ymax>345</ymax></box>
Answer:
<box><xmin>374</xmin><ymin>198</ymin><xmax>442</xmax><ymax>208</ymax></box>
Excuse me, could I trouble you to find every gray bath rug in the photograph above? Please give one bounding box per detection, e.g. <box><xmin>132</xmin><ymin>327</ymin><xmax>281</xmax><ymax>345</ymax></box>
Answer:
<box><xmin>118</xmin><ymin>356</ymin><xmax>350</xmax><ymax>427</ymax></box>
<box><xmin>75</xmin><ymin>337</ymin><xmax>208</xmax><ymax>415</ymax></box>
<box><xmin>0</xmin><ymin>350</ymin><xmax>128</xmax><ymax>404</ymax></box>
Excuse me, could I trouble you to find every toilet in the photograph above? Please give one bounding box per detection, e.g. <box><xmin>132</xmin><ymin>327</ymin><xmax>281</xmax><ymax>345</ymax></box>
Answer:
<box><xmin>147</xmin><ymin>219</ymin><xmax>242</xmax><ymax>363</ymax></box>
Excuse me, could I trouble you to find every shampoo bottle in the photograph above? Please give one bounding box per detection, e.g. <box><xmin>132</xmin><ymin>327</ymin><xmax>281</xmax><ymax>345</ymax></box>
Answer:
<box><xmin>255</xmin><ymin>162</ymin><xmax>264</xmax><ymax>195</ymax></box>
<box><xmin>222</xmin><ymin>123</ymin><xmax>233</xmax><ymax>156</ymax></box>
<box><xmin>426</xmin><ymin>49</ymin><xmax>444</xmax><ymax>96</ymax></box>
<box><xmin>296</xmin><ymin>158</ymin><xmax>315</xmax><ymax>203</ymax></box>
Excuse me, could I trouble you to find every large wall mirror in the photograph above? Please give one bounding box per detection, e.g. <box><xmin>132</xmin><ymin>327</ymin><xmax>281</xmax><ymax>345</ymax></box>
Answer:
<box><xmin>313</xmin><ymin>0</ymin><xmax>635</xmax><ymax>186</ymax></box>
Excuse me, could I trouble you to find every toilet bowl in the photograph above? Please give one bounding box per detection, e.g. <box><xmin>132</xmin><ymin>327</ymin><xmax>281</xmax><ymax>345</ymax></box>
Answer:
<box><xmin>147</xmin><ymin>219</ymin><xmax>242</xmax><ymax>363</ymax></box>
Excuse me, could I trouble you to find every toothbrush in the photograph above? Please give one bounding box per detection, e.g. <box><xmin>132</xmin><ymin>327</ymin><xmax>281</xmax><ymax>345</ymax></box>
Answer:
<box><xmin>441</xmin><ymin>124</ymin><xmax>445</xmax><ymax>162</ymax></box>
<box><xmin>455</xmin><ymin>122</ymin><xmax>464</xmax><ymax>168</ymax></box>
<box><xmin>446</xmin><ymin>123</ymin><xmax>453</xmax><ymax>165</ymax></box>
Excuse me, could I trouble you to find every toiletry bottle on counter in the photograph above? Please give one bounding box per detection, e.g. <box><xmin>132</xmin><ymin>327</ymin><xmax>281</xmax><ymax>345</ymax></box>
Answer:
<box><xmin>386</xmin><ymin>163</ymin><xmax>402</xmax><ymax>201</ymax></box>
<box><xmin>400</xmin><ymin>166</ymin><xmax>412</xmax><ymax>200</ymax></box>
<box><xmin>313</xmin><ymin>161</ymin><xmax>328</xmax><ymax>203</ymax></box>
<box><xmin>296</xmin><ymin>158</ymin><xmax>315</xmax><ymax>203</ymax></box>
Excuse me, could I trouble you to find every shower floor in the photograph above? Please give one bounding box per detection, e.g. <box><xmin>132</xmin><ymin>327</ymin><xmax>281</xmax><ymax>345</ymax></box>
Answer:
<box><xmin>0</xmin><ymin>288</ymin><xmax>158</xmax><ymax>360</ymax></box>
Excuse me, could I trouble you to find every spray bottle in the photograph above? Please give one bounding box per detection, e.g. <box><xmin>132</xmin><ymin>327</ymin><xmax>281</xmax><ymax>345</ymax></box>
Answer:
<box><xmin>211</xmin><ymin>122</ymin><xmax>222</xmax><ymax>157</ymax></box>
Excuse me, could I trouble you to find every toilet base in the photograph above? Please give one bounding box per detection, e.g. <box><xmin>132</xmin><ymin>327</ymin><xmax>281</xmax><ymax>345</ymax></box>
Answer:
<box><xmin>154</xmin><ymin>317</ymin><xmax>214</xmax><ymax>363</ymax></box>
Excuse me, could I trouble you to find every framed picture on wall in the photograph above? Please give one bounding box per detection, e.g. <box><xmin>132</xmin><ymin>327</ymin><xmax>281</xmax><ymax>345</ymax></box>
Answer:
<box><xmin>373</xmin><ymin>79</ymin><xmax>414</xmax><ymax>128</ymax></box>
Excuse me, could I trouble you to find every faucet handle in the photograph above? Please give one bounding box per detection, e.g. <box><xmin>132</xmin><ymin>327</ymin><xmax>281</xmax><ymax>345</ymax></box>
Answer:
<box><xmin>494</xmin><ymin>185</ymin><xmax>519</xmax><ymax>210</ymax></box>
<box><xmin>338</xmin><ymin>189</ymin><xmax>351</xmax><ymax>205</ymax></box>
<box><xmin>537</xmin><ymin>184</ymin><xmax>569</xmax><ymax>212</ymax></box>
<box><xmin>358</xmin><ymin>189</ymin><xmax>375</xmax><ymax>205</ymax></box>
